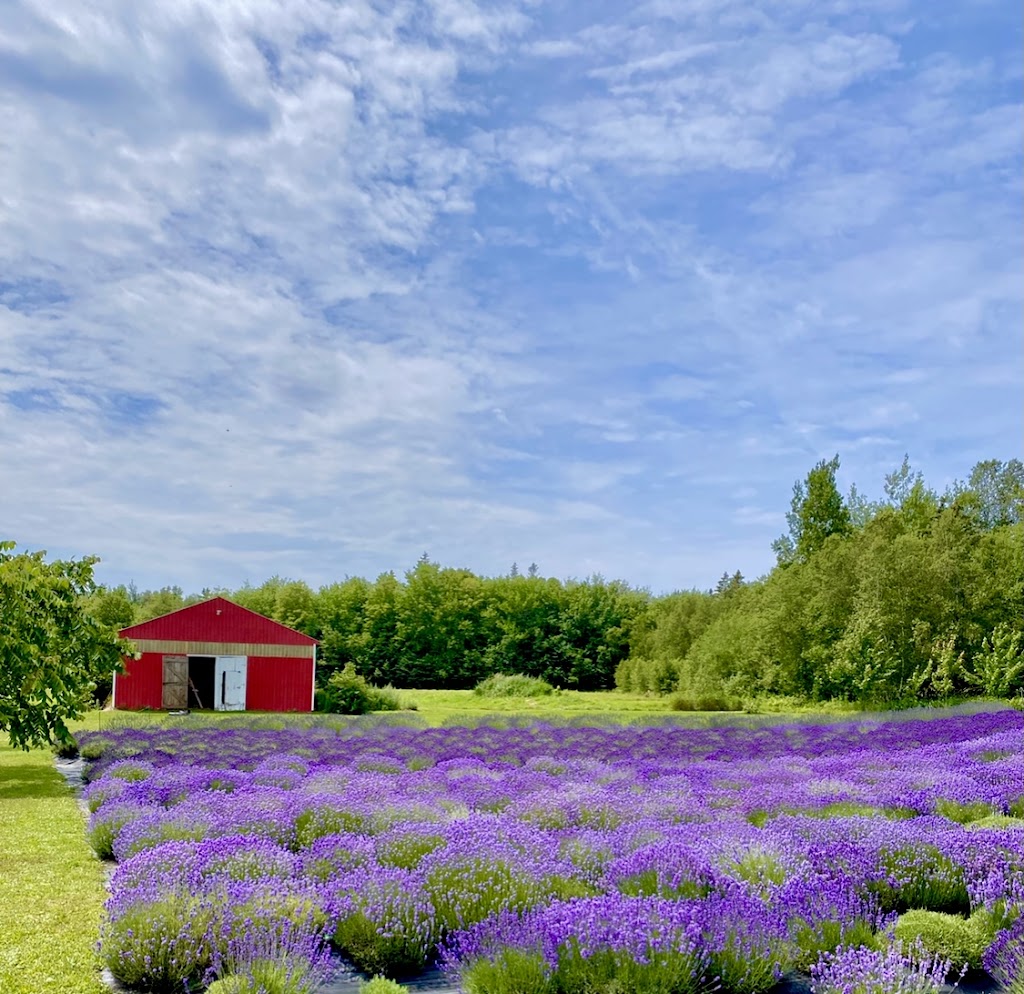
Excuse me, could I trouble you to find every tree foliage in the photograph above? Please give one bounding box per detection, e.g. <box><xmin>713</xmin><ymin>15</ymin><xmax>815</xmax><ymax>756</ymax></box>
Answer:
<box><xmin>75</xmin><ymin>454</ymin><xmax>1023</xmax><ymax>709</ymax></box>
<box><xmin>1</xmin><ymin>542</ymin><xmax>127</xmax><ymax>750</ymax></box>
<box><xmin>773</xmin><ymin>455</ymin><xmax>852</xmax><ymax>565</ymax></box>
<box><xmin>633</xmin><ymin>456</ymin><xmax>1024</xmax><ymax>705</ymax></box>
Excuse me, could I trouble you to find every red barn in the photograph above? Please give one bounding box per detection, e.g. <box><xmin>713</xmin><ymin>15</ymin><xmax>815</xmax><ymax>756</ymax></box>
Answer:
<box><xmin>114</xmin><ymin>597</ymin><xmax>318</xmax><ymax>712</ymax></box>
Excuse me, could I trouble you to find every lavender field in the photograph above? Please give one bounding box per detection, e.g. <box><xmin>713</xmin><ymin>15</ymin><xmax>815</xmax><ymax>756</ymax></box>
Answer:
<box><xmin>80</xmin><ymin>708</ymin><xmax>1024</xmax><ymax>994</ymax></box>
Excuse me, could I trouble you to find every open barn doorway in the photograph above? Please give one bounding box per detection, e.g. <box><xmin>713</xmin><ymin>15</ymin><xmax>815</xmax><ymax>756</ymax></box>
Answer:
<box><xmin>187</xmin><ymin>656</ymin><xmax>216</xmax><ymax>710</ymax></box>
<box><xmin>160</xmin><ymin>654</ymin><xmax>247</xmax><ymax>711</ymax></box>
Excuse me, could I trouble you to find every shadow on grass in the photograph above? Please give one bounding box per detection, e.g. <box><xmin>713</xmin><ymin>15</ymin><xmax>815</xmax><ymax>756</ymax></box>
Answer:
<box><xmin>0</xmin><ymin>758</ymin><xmax>68</xmax><ymax>801</ymax></box>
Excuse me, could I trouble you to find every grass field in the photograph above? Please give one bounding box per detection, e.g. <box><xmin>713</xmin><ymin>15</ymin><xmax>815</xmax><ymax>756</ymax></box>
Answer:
<box><xmin>61</xmin><ymin>690</ymin><xmax>864</xmax><ymax>735</ymax></box>
<box><xmin>0</xmin><ymin>738</ymin><xmax>107</xmax><ymax>994</ymax></box>
<box><xmin>400</xmin><ymin>687</ymin><xmax>688</xmax><ymax>716</ymax></box>
<box><xmin>395</xmin><ymin>688</ymin><xmax>864</xmax><ymax>721</ymax></box>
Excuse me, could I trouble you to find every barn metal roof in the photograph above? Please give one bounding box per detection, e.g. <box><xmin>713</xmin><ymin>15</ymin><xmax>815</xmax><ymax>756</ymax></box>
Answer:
<box><xmin>119</xmin><ymin>596</ymin><xmax>318</xmax><ymax>646</ymax></box>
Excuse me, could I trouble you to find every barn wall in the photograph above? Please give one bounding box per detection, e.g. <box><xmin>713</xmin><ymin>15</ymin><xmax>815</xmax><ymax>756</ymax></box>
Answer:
<box><xmin>246</xmin><ymin>656</ymin><xmax>314</xmax><ymax>712</ymax></box>
<box><xmin>115</xmin><ymin>651</ymin><xmax>315</xmax><ymax>712</ymax></box>
<box><xmin>114</xmin><ymin>652</ymin><xmax>164</xmax><ymax>709</ymax></box>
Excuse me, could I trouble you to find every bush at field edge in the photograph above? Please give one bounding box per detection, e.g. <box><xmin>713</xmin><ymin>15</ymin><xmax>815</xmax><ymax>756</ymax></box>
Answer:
<box><xmin>473</xmin><ymin>674</ymin><xmax>556</xmax><ymax>698</ymax></box>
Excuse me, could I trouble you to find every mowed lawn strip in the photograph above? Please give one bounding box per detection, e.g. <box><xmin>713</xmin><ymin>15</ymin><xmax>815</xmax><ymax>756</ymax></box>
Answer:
<box><xmin>395</xmin><ymin>688</ymin><xmax>863</xmax><ymax>723</ymax></box>
<box><xmin>0</xmin><ymin>738</ymin><xmax>107</xmax><ymax>994</ymax></box>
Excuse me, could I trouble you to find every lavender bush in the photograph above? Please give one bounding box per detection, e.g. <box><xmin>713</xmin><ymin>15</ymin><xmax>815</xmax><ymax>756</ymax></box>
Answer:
<box><xmin>84</xmin><ymin>707</ymin><xmax>1023</xmax><ymax>991</ymax></box>
<box><xmin>205</xmin><ymin>917</ymin><xmax>334</xmax><ymax>994</ymax></box>
<box><xmin>983</xmin><ymin>916</ymin><xmax>1024</xmax><ymax>993</ymax></box>
<box><xmin>443</xmin><ymin>896</ymin><xmax>710</xmax><ymax>994</ymax></box>
<box><xmin>809</xmin><ymin>943</ymin><xmax>957</xmax><ymax>994</ymax></box>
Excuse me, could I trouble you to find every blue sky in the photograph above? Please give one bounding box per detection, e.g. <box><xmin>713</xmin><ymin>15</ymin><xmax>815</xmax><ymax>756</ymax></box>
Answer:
<box><xmin>1</xmin><ymin>0</ymin><xmax>1021</xmax><ymax>595</ymax></box>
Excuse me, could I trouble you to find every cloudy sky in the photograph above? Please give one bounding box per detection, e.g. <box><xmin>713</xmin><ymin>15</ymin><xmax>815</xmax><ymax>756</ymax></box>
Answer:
<box><xmin>1</xmin><ymin>0</ymin><xmax>1020</xmax><ymax>595</ymax></box>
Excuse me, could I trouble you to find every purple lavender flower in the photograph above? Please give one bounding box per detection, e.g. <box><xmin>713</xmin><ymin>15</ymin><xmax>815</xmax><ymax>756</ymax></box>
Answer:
<box><xmin>983</xmin><ymin>915</ymin><xmax>1024</xmax><ymax>990</ymax></box>
<box><xmin>810</xmin><ymin>943</ymin><xmax>955</xmax><ymax>994</ymax></box>
<box><xmin>84</xmin><ymin>708</ymin><xmax>1024</xmax><ymax>991</ymax></box>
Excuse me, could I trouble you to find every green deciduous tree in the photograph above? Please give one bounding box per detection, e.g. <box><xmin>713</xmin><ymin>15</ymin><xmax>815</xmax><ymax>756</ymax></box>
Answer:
<box><xmin>272</xmin><ymin>580</ymin><xmax>316</xmax><ymax>634</ymax></box>
<box><xmin>83</xmin><ymin>584</ymin><xmax>136</xmax><ymax>630</ymax></box>
<box><xmin>773</xmin><ymin>455</ymin><xmax>852</xmax><ymax>565</ymax></box>
<box><xmin>952</xmin><ymin>459</ymin><xmax>1024</xmax><ymax>530</ymax></box>
<box><xmin>554</xmin><ymin>578</ymin><xmax>647</xmax><ymax>690</ymax></box>
<box><xmin>398</xmin><ymin>558</ymin><xmax>493</xmax><ymax>688</ymax></box>
<box><xmin>357</xmin><ymin>571</ymin><xmax>404</xmax><ymax>684</ymax></box>
<box><xmin>1</xmin><ymin>542</ymin><xmax>128</xmax><ymax>750</ymax></box>
<box><xmin>884</xmin><ymin>455</ymin><xmax>939</xmax><ymax>535</ymax></box>
<box><xmin>133</xmin><ymin>585</ymin><xmax>186</xmax><ymax>622</ymax></box>
<box><xmin>632</xmin><ymin>454</ymin><xmax>1023</xmax><ymax>706</ymax></box>
<box><xmin>483</xmin><ymin>574</ymin><xmax>566</xmax><ymax>684</ymax></box>
<box><xmin>681</xmin><ymin>586</ymin><xmax>772</xmax><ymax>698</ymax></box>
<box><xmin>231</xmin><ymin>576</ymin><xmax>286</xmax><ymax>619</ymax></box>
<box><xmin>314</xmin><ymin>577</ymin><xmax>371</xmax><ymax>682</ymax></box>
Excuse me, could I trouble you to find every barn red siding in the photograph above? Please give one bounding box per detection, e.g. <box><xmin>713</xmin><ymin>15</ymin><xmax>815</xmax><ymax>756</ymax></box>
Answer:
<box><xmin>115</xmin><ymin>653</ymin><xmax>315</xmax><ymax>711</ymax></box>
<box><xmin>245</xmin><ymin>657</ymin><xmax>315</xmax><ymax>712</ymax></box>
<box><xmin>115</xmin><ymin>652</ymin><xmax>165</xmax><ymax>709</ymax></box>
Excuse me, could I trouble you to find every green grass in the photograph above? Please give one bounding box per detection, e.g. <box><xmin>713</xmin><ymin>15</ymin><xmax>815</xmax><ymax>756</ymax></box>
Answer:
<box><xmin>64</xmin><ymin>691</ymin><xmax>958</xmax><ymax>734</ymax></box>
<box><xmin>399</xmin><ymin>688</ymin><xmax>674</xmax><ymax>717</ymax></box>
<box><xmin>0</xmin><ymin>737</ymin><xmax>108</xmax><ymax>994</ymax></box>
<box><xmin>61</xmin><ymin>693</ymin><xmax>693</xmax><ymax>733</ymax></box>
<box><xmin>394</xmin><ymin>689</ymin><xmax>871</xmax><ymax>726</ymax></box>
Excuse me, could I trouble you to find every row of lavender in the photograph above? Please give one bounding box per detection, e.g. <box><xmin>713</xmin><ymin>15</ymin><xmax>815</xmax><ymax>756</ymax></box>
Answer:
<box><xmin>80</xmin><ymin>710</ymin><xmax>1024</xmax><ymax>993</ymax></box>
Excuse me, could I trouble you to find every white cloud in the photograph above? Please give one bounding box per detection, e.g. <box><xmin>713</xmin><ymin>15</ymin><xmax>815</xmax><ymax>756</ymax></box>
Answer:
<box><xmin>0</xmin><ymin>0</ymin><xmax>1019</xmax><ymax>596</ymax></box>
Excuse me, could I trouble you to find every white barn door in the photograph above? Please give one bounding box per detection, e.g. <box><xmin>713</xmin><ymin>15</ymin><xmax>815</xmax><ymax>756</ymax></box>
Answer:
<box><xmin>215</xmin><ymin>656</ymin><xmax>247</xmax><ymax>711</ymax></box>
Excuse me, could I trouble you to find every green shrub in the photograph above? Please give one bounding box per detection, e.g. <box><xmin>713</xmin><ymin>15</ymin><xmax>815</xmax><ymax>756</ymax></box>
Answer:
<box><xmin>719</xmin><ymin>847</ymin><xmax>788</xmax><ymax>893</ymax></box>
<box><xmin>84</xmin><ymin>778</ymin><xmax>127</xmax><ymax>813</ymax></box>
<box><xmin>459</xmin><ymin>949</ymin><xmax>552</xmax><ymax>994</ymax></box>
<box><xmin>115</xmin><ymin>816</ymin><xmax>210</xmax><ymax>860</ymax></box>
<box><xmin>614</xmin><ymin>656</ymin><xmax>680</xmax><ymax>694</ymax></box>
<box><xmin>228</xmin><ymin>893</ymin><xmax>327</xmax><ymax>938</ymax></box>
<box><xmin>52</xmin><ymin>736</ymin><xmax>79</xmax><ymax>759</ymax></box>
<box><xmin>80</xmin><ymin>736</ymin><xmax>115</xmax><ymax>761</ymax></box>
<box><xmin>88</xmin><ymin>805</ymin><xmax>148</xmax><ymax>860</ymax></box>
<box><xmin>317</xmin><ymin>665</ymin><xmax>401</xmax><ymax>715</ymax></box>
<box><xmin>372</xmin><ymin>684</ymin><xmax>402</xmax><ymax>711</ymax></box>
<box><xmin>293</xmin><ymin>803</ymin><xmax>369</xmax><ymax>848</ymax></box>
<box><xmin>333</xmin><ymin>910</ymin><xmax>432</xmax><ymax>978</ymax></box>
<box><xmin>669</xmin><ymin>691</ymin><xmax>743</xmax><ymax>712</ymax></box>
<box><xmin>473</xmin><ymin>673</ymin><xmax>555</xmax><ymax>698</ymax></box>
<box><xmin>205</xmin><ymin>979</ymin><xmax>247</xmax><ymax>994</ymax></box>
<box><xmin>376</xmin><ymin>832</ymin><xmax>445</xmax><ymax>870</ymax></box>
<box><xmin>892</xmin><ymin>909</ymin><xmax>994</xmax><ymax>969</ymax></box>
<box><xmin>360</xmin><ymin>977</ymin><xmax>411</xmax><ymax>994</ymax></box>
<box><xmin>967</xmin><ymin>814</ymin><xmax>1024</xmax><ymax>830</ymax></box>
<box><xmin>558</xmin><ymin>943</ymin><xmax>708</xmax><ymax>994</ymax></box>
<box><xmin>789</xmin><ymin>917</ymin><xmax>880</xmax><ymax>971</ymax></box>
<box><xmin>422</xmin><ymin>858</ymin><xmax>593</xmax><ymax>944</ymax></box>
<box><xmin>106</xmin><ymin>759</ymin><xmax>154</xmax><ymax>782</ymax></box>
<box><xmin>933</xmin><ymin>799</ymin><xmax>997</xmax><ymax>824</ymax></box>
<box><xmin>459</xmin><ymin>941</ymin><xmax>712</xmax><ymax>994</ymax></box>
<box><xmin>614</xmin><ymin>868</ymin><xmax>710</xmax><ymax>901</ymax></box>
<box><xmin>206</xmin><ymin>956</ymin><xmax>326</xmax><ymax>994</ymax></box>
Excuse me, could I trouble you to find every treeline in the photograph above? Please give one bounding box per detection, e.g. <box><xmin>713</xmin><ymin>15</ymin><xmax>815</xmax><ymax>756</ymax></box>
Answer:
<box><xmin>85</xmin><ymin>457</ymin><xmax>1024</xmax><ymax>704</ymax></box>
<box><xmin>87</xmin><ymin>558</ymin><xmax>648</xmax><ymax>691</ymax></box>
<box><xmin>621</xmin><ymin>457</ymin><xmax>1024</xmax><ymax>704</ymax></box>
